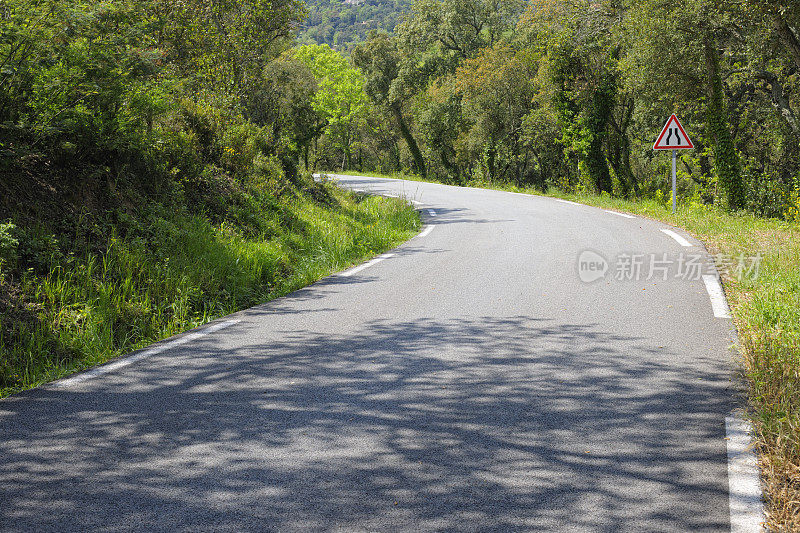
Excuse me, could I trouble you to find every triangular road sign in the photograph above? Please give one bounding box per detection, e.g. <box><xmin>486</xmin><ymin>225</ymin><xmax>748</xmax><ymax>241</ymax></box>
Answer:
<box><xmin>653</xmin><ymin>114</ymin><xmax>694</xmax><ymax>150</ymax></box>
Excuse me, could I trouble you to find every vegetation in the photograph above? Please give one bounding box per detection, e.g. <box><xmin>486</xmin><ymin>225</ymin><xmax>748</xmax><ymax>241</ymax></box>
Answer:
<box><xmin>0</xmin><ymin>0</ymin><xmax>419</xmax><ymax>398</ymax></box>
<box><xmin>307</xmin><ymin>0</ymin><xmax>800</xmax><ymax>223</ymax></box>
<box><xmin>299</xmin><ymin>0</ymin><xmax>412</xmax><ymax>51</ymax></box>
<box><xmin>3</xmin><ymin>0</ymin><xmax>800</xmax><ymax>528</ymax></box>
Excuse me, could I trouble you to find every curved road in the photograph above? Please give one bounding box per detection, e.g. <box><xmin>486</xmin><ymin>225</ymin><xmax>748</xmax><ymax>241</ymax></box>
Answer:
<box><xmin>1</xmin><ymin>176</ymin><xmax>757</xmax><ymax>531</ymax></box>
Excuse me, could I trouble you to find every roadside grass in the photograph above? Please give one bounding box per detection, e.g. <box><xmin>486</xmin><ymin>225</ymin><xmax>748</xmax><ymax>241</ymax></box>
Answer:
<box><xmin>331</xmin><ymin>170</ymin><xmax>800</xmax><ymax>530</ymax></box>
<box><xmin>0</xmin><ymin>184</ymin><xmax>420</xmax><ymax>398</ymax></box>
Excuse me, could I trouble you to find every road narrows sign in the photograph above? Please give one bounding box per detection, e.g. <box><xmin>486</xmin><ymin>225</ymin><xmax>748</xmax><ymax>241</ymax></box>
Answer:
<box><xmin>654</xmin><ymin>114</ymin><xmax>694</xmax><ymax>214</ymax></box>
<box><xmin>653</xmin><ymin>114</ymin><xmax>694</xmax><ymax>150</ymax></box>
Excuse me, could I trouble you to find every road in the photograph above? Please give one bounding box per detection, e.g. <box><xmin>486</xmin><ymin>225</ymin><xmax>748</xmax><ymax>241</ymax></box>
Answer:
<box><xmin>0</xmin><ymin>175</ymin><xmax>757</xmax><ymax>531</ymax></box>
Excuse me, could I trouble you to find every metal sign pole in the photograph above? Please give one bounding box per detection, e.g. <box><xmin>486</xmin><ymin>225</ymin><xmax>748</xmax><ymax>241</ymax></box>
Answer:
<box><xmin>654</xmin><ymin>115</ymin><xmax>692</xmax><ymax>212</ymax></box>
<box><xmin>671</xmin><ymin>149</ymin><xmax>677</xmax><ymax>214</ymax></box>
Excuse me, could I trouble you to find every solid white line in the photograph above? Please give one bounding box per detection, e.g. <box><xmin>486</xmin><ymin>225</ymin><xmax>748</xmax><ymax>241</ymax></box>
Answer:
<box><xmin>604</xmin><ymin>210</ymin><xmax>635</xmax><ymax>219</ymax></box>
<box><xmin>340</xmin><ymin>253</ymin><xmax>395</xmax><ymax>277</ymax></box>
<box><xmin>427</xmin><ymin>209</ymin><xmax>437</xmax><ymax>216</ymax></box>
<box><xmin>418</xmin><ymin>225</ymin><xmax>434</xmax><ymax>238</ymax></box>
<box><xmin>55</xmin><ymin>319</ymin><xmax>242</xmax><ymax>387</ymax></box>
<box><xmin>555</xmin><ymin>198</ymin><xmax>581</xmax><ymax>206</ymax></box>
<box><xmin>660</xmin><ymin>228</ymin><xmax>693</xmax><ymax>247</ymax></box>
<box><xmin>726</xmin><ymin>413</ymin><xmax>766</xmax><ymax>532</ymax></box>
<box><xmin>702</xmin><ymin>275</ymin><xmax>732</xmax><ymax>318</ymax></box>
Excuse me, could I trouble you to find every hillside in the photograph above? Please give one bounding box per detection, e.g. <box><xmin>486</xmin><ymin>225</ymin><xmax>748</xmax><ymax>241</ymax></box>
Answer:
<box><xmin>0</xmin><ymin>0</ymin><xmax>419</xmax><ymax>396</ymax></box>
<box><xmin>298</xmin><ymin>0</ymin><xmax>411</xmax><ymax>50</ymax></box>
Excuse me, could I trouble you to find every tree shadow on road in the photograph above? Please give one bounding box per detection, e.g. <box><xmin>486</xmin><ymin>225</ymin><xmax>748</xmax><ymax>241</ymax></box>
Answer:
<box><xmin>0</xmin><ymin>315</ymin><xmax>734</xmax><ymax>532</ymax></box>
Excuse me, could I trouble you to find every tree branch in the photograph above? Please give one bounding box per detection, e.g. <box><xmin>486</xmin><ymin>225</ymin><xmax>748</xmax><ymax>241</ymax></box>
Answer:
<box><xmin>772</xmin><ymin>13</ymin><xmax>800</xmax><ymax>71</ymax></box>
<box><xmin>754</xmin><ymin>70</ymin><xmax>800</xmax><ymax>134</ymax></box>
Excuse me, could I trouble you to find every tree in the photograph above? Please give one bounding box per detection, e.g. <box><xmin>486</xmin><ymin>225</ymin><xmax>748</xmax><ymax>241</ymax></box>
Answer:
<box><xmin>452</xmin><ymin>46</ymin><xmax>537</xmax><ymax>183</ymax></box>
<box><xmin>621</xmin><ymin>0</ymin><xmax>745</xmax><ymax>209</ymax></box>
<box><xmin>352</xmin><ymin>32</ymin><xmax>426</xmax><ymax>178</ymax></box>
<box><xmin>147</xmin><ymin>0</ymin><xmax>306</xmax><ymax>98</ymax></box>
<box><xmin>295</xmin><ymin>44</ymin><xmax>368</xmax><ymax>170</ymax></box>
<box><xmin>520</xmin><ymin>0</ymin><xmax>622</xmax><ymax>193</ymax></box>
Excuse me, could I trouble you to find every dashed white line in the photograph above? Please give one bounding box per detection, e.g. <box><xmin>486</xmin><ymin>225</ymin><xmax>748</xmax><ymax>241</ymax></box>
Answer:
<box><xmin>702</xmin><ymin>275</ymin><xmax>732</xmax><ymax>318</ymax></box>
<box><xmin>55</xmin><ymin>319</ymin><xmax>242</xmax><ymax>387</ymax></box>
<box><xmin>604</xmin><ymin>210</ymin><xmax>635</xmax><ymax>219</ymax></box>
<box><xmin>418</xmin><ymin>225</ymin><xmax>434</xmax><ymax>238</ymax></box>
<box><xmin>427</xmin><ymin>209</ymin><xmax>437</xmax><ymax>217</ymax></box>
<box><xmin>726</xmin><ymin>412</ymin><xmax>766</xmax><ymax>532</ymax></box>
<box><xmin>660</xmin><ymin>229</ymin><xmax>693</xmax><ymax>247</ymax></box>
<box><xmin>340</xmin><ymin>253</ymin><xmax>395</xmax><ymax>277</ymax></box>
<box><xmin>555</xmin><ymin>198</ymin><xmax>581</xmax><ymax>206</ymax></box>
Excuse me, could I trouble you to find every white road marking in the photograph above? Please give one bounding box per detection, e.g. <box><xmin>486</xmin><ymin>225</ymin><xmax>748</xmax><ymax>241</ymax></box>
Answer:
<box><xmin>555</xmin><ymin>198</ymin><xmax>581</xmax><ymax>206</ymax></box>
<box><xmin>604</xmin><ymin>210</ymin><xmax>635</xmax><ymax>219</ymax></box>
<box><xmin>702</xmin><ymin>275</ymin><xmax>732</xmax><ymax>318</ymax></box>
<box><xmin>726</xmin><ymin>412</ymin><xmax>766</xmax><ymax>532</ymax></box>
<box><xmin>55</xmin><ymin>319</ymin><xmax>242</xmax><ymax>387</ymax></box>
<box><xmin>418</xmin><ymin>225</ymin><xmax>434</xmax><ymax>238</ymax></box>
<box><xmin>340</xmin><ymin>253</ymin><xmax>395</xmax><ymax>277</ymax></box>
<box><xmin>427</xmin><ymin>209</ymin><xmax>437</xmax><ymax>216</ymax></box>
<box><xmin>410</xmin><ymin>200</ymin><xmax>422</xmax><ymax>206</ymax></box>
<box><xmin>660</xmin><ymin>229</ymin><xmax>693</xmax><ymax>247</ymax></box>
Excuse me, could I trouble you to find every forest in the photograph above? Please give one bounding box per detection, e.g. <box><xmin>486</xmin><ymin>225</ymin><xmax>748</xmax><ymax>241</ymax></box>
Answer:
<box><xmin>299</xmin><ymin>0</ymin><xmax>412</xmax><ymax>51</ymax></box>
<box><xmin>1</xmin><ymin>0</ymin><xmax>800</xmax><ymax>529</ymax></box>
<box><xmin>0</xmin><ymin>1</ymin><xmax>419</xmax><ymax>402</ymax></box>
<box><xmin>301</xmin><ymin>0</ymin><xmax>800</xmax><ymax>219</ymax></box>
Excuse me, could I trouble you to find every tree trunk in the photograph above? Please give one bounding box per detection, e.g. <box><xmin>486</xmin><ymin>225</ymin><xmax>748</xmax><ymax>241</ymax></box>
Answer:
<box><xmin>702</xmin><ymin>32</ymin><xmax>744</xmax><ymax>210</ymax></box>
<box><xmin>391</xmin><ymin>104</ymin><xmax>426</xmax><ymax>179</ymax></box>
<box><xmin>772</xmin><ymin>13</ymin><xmax>800</xmax><ymax>71</ymax></box>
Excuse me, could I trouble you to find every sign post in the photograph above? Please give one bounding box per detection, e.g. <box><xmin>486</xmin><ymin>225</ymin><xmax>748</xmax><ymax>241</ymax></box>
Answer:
<box><xmin>653</xmin><ymin>114</ymin><xmax>694</xmax><ymax>214</ymax></box>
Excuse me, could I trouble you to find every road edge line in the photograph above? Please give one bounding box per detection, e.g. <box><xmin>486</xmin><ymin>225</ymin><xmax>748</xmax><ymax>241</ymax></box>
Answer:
<box><xmin>727</xmin><ymin>411</ymin><xmax>767</xmax><ymax>532</ymax></box>
<box><xmin>660</xmin><ymin>228</ymin><xmax>693</xmax><ymax>247</ymax></box>
<box><xmin>418</xmin><ymin>225</ymin><xmax>434</xmax><ymax>238</ymax></box>
<box><xmin>53</xmin><ymin>319</ymin><xmax>241</xmax><ymax>388</ymax></box>
<box><xmin>340</xmin><ymin>253</ymin><xmax>395</xmax><ymax>277</ymax></box>
<box><xmin>702</xmin><ymin>274</ymin><xmax>733</xmax><ymax>318</ymax></box>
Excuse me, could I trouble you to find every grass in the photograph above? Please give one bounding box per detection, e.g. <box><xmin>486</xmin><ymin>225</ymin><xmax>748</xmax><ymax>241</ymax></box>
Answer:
<box><xmin>337</xmin><ymin>169</ymin><xmax>800</xmax><ymax>530</ymax></box>
<box><xmin>0</xmin><ymin>182</ymin><xmax>420</xmax><ymax>398</ymax></box>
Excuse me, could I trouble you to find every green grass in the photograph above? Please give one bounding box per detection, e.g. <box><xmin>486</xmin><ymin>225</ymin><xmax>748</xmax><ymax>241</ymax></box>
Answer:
<box><xmin>339</xmin><ymin>169</ymin><xmax>800</xmax><ymax>529</ymax></box>
<box><xmin>0</xmin><ymin>183</ymin><xmax>420</xmax><ymax>398</ymax></box>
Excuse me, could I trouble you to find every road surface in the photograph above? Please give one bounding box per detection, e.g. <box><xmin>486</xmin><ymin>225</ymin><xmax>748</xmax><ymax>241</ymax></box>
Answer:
<box><xmin>0</xmin><ymin>176</ymin><xmax>759</xmax><ymax>531</ymax></box>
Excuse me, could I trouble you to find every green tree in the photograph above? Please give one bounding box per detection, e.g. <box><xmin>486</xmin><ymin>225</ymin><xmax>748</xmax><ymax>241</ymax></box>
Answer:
<box><xmin>452</xmin><ymin>46</ymin><xmax>537</xmax><ymax>184</ymax></box>
<box><xmin>352</xmin><ymin>32</ymin><xmax>426</xmax><ymax>177</ymax></box>
<box><xmin>621</xmin><ymin>0</ymin><xmax>745</xmax><ymax>208</ymax></box>
<box><xmin>520</xmin><ymin>0</ymin><xmax>622</xmax><ymax>193</ymax></box>
<box><xmin>295</xmin><ymin>44</ymin><xmax>368</xmax><ymax>170</ymax></box>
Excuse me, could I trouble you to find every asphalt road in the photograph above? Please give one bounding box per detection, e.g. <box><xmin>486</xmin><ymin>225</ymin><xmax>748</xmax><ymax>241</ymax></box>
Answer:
<box><xmin>1</xmin><ymin>176</ymin><xmax>746</xmax><ymax>531</ymax></box>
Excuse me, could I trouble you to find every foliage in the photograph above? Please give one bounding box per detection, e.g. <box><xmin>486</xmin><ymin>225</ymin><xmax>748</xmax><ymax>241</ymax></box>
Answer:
<box><xmin>0</xmin><ymin>181</ymin><xmax>419</xmax><ymax>397</ymax></box>
<box><xmin>0</xmin><ymin>0</ymin><xmax>419</xmax><ymax>399</ymax></box>
<box><xmin>296</xmin><ymin>0</ymin><xmax>800</xmax><ymax>219</ymax></box>
<box><xmin>299</xmin><ymin>0</ymin><xmax>412</xmax><ymax>51</ymax></box>
<box><xmin>295</xmin><ymin>43</ymin><xmax>369</xmax><ymax>170</ymax></box>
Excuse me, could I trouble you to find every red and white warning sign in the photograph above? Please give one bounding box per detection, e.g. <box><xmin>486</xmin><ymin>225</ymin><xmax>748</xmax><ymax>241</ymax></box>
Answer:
<box><xmin>653</xmin><ymin>114</ymin><xmax>694</xmax><ymax>150</ymax></box>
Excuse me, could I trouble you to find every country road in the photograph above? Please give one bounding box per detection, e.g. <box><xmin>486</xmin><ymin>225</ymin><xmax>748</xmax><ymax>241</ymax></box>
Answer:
<box><xmin>0</xmin><ymin>175</ymin><xmax>761</xmax><ymax>531</ymax></box>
